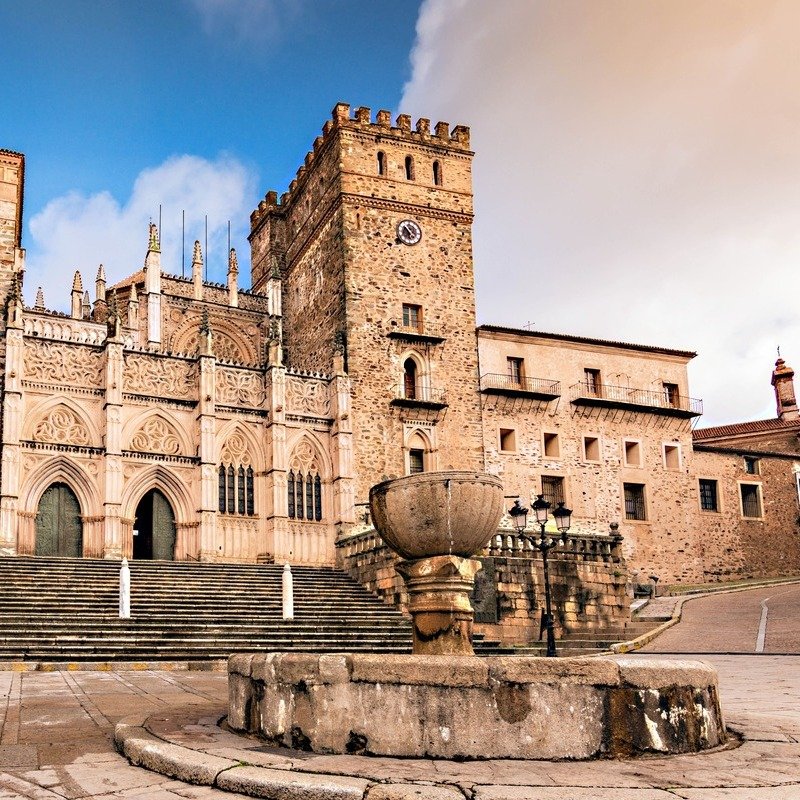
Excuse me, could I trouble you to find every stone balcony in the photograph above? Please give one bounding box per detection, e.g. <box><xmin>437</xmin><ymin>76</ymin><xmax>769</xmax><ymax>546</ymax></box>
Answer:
<box><xmin>569</xmin><ymin>381</ymin><xmax>703</xmax><ymax>417</ymax></box>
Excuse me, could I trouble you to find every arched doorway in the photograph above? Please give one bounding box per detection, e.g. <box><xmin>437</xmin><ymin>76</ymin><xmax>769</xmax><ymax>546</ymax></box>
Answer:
<box><xmin>36</xmin><ymin>483</ymin><xmax>83</xmax><ymax>557</ymax></box>
<box><xmin>133</xmin><ymin>489</ymin><xmax>176</xmax><ymax>560</ymax></box>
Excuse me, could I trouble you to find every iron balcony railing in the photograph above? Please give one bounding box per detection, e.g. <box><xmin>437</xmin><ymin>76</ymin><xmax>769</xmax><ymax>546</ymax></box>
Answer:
<box><xmin>569</xmin><ymin>381</ymin><xmax>703</xmax><ymax>416</ymax></box>
<box><xmin>391</xmin><ymin>384</ymin><xmax>448</xmax><ymax>406</ymax></box>
<box><xmin>479</xmin><ymin>373</ymin><xmax>561</xmax><ymax>397</ymax></box>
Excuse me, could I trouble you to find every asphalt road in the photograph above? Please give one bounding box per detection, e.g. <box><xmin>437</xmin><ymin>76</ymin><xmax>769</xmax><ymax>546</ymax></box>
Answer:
<box><xmin>641</xmin><ymin>582</ymin><xmax>800</xmax><ymax>654</ymax></box>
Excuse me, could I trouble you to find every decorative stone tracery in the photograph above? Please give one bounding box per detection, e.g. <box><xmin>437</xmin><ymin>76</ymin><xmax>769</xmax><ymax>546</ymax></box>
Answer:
<box><xmin>33</xmin><ymin>406</ymin><xmax>91</xmax><ymax>446</ymax></box>
<box><xmin>123</xmin><ymin>354</ymin><xmax>195</xmax><ymax>399</ymax></box>
<box><xmin>129</xmin><ymin>417</ymin><xmax>182</xmax><ymax>455</ymax></box>
<box><xmin>286</xmin><ymin>377</ymin><xmax>330</xmax><ymax>416</ymax></box>
<box><xmin>217</xmin><ymin>368</ymin><xmax>264</xmax><ymax>407</ymax></box>
<box><xmin>24</xmin><ymin>340</ymin><xmax>103</xmax><ymax>387</ymax></box>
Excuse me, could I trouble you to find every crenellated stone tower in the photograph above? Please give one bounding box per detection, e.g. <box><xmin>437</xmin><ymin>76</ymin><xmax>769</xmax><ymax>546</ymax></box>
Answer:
<box><xmin>250</xmin><ymin>103</ymin><xmax>484</xmax><ymax>504</ymax></box>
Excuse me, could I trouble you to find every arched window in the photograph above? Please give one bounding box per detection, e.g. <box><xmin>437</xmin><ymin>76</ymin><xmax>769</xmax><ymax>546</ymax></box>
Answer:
<box><xmin>218</xmin><ymin>434</ymin><xmax>256</xmax><ymax>517</ymax></box>
<box><xmin>377</xmin><ymin>151</ymin><xmax>387</xmax><ymax>176</ymax></box>
<box><xmin>287</xmin><ymin>440</ymin><xmax>324</xmax><ymax>522</ymax></box>
<box><xmin>403</xmin><ymin>357</ymin><xmax>418</xmax><ymax>399</ymax></box>
<box><xmin>432</xmin><ymin>160</ymin><xmax>442</xmax><ymax>186</ymax></box>
<box><xmin>405</xmin><ymin>155</ymin><xmax>415</xmax><ymax>181</ymax></box>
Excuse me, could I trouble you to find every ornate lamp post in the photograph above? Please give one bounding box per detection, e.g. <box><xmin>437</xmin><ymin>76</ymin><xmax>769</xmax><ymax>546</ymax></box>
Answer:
<box><xmin>509</xmin><ymin>494</ymin><xmax>572</xmax><ymax>657</ymax></box>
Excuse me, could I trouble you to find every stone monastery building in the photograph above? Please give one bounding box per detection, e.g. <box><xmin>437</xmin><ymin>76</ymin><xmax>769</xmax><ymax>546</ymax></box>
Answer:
<box><xmin>1</xmin><ymin>104</ymin><xmax>799</xmax><ymax>586</ymax></box>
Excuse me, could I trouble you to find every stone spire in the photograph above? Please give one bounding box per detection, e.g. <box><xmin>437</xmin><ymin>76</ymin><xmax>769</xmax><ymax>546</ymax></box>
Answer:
<box><xmin>107</xmin><ymin>288</ymin><xmax>122</xmax><ymax>340</ymax></box>
<box><xmin>34</xmin><ymin>286</ymin><xmax>44</xmax><ymax>311</ymax></box>
<box><xmin>6</xmin><ymin>272</ymin><xmax>23</xmax><ymax>327</ymax></box>
<box><xmin>148</xmin><ymin>222</ymin><xmax>160</xmax><ymax>252</ymax></box>
<box><xmin>70</xmin><ymin>270</ymin><xmax>83</xmax><ymax>319</ymax></box>
<box><xmin>82</xmin><ymin>290</ymin><xmax>91</xmax><ymax>319</ymax></box>
<box><xmin>772</xmin><ymin>356</ymin><xmax>799</xmax><ymax>420</ymax></box>
<box><xmin>227</xmin><ymin>247</ymin><xmax>239</xmax><ymax>308</ymax></box>
<box><xmin>144</xmin><ymin>222</ymin><xmax>161</xmax><ymax>345</ymax></box>
<box><xmin>95</xmin><ymin>264</ymin><xmax>106</xmax><ymax>300</ymax></box>
<box><xmin>192</xmin><ymin>240</ymin><xmax>203</xmax><ymax>300</ymax></box>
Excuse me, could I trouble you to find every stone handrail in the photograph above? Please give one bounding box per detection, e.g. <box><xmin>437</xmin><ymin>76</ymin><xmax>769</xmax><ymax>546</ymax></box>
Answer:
<box><xmin>337</xmin><ymin>527</ymin><xmax>623</xmax><ymax>564</ymax></box>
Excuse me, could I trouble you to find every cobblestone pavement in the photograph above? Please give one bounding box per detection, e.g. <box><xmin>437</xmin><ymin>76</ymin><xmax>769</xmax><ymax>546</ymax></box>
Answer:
<box><xmin>0</xmin><ymin>583</ymin><xmax>797</xmax><ymax>799</ymax></box>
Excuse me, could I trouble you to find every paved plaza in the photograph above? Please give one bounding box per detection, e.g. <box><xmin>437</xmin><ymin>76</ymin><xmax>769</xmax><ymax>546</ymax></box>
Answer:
<box><xmin>0</xmin><ymin>583</ymin><xmax>796</xmax><ymax>798</ymax></box>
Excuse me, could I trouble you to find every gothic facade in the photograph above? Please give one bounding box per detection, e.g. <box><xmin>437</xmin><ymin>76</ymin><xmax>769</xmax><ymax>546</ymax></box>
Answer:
<box><xmin>2</xmin><ymin>105</ymin><xmax>800</xmax><ymax>585</ymax></box>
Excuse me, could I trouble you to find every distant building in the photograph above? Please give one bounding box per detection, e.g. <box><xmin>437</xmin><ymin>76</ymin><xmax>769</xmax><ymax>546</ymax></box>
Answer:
<box><xmin>2</xmin><ymin>106</ymin><xmax>799</xmax><ymax>587</ymax></box>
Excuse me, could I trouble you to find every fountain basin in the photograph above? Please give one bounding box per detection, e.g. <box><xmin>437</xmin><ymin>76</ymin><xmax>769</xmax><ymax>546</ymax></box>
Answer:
<box><xmin>228</xmin><ymin>652</ymin><xmax>726</xmax><ymax>760</ymax></box>
<box><xmin>368</xmin><ymin>471</ymin><xmax>504</xmax><ymax>560</ymax></box>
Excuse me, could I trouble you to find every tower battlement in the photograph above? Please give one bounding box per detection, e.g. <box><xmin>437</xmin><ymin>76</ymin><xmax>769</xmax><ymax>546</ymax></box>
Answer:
<box><xmin>250</xmin><ymin>103</ymin><xmax>471</xmax><ymax>231</ymax></box>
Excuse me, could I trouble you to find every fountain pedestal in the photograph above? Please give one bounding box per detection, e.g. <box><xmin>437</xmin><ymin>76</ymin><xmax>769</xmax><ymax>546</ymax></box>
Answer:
<box><xmin>396</xmin><ymin>555</ymin><xmax>481</xmax><ymax>655</ymax></box>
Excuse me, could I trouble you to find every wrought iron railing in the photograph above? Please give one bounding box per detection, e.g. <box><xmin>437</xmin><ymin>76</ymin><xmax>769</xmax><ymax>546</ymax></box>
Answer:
<box><xmin>479</xmin><ymin>373</ymin><xmax>561</xmax><ymax>396</ymax></box>
<box><xmin>391</xmin><ymin>384</ymin><xmax>448</xmax><ymax>404</ymax></box>
<box><xmin>569</xmin><ymin>381</ymin><xmax>703</xmax><ymax>415</ymax></box>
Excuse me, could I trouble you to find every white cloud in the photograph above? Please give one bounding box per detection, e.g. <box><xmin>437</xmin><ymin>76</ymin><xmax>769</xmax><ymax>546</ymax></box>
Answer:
<box><xmin>26</xmin><ymin>154</ymin><xmax>257</xmax><ymax>311</ymax></box>
<box><xmin>401</xmin><ymin>0</ymin><xmax>800</xmax><ymax>426</ymax></box>
<box><xmin>186</xmin><ymin>0</ymin><xmax>301</xmax><ymax>43</ymax></box>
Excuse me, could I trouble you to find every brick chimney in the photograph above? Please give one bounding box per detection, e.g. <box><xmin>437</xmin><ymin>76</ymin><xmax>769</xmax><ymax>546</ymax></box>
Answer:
<box><xmin>771</xmin><ymin>357</ymin><xmax>799</xmax><ymax>420</ymax></box>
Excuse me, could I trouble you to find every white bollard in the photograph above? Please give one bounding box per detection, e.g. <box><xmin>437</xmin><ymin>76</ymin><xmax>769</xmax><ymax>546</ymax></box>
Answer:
<box><xmin>282</xmin><ymin>563</ymin><xmax>294</xmax><ymax>621</ymax></box>
<box><xmin>119</xmin><ymin>557</ymin><xmax>131</xmax><ymax>619</ymax></box>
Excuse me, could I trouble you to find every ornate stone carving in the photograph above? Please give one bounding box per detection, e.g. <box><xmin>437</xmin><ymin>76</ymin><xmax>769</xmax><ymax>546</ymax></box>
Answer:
<box><xmin>124</xmin><ymin>354</ymin><xmax>194</xmax><ymax>399</ymax></box>
<box><xmin>289</xmin><ymin>440</ymin><xmax>320</xmax><ymax>474</ymax></box>
<box><xmin>33</xmin><ymin>406</ymin><xmax>90</xmax><ymax>446</ymax></box>
<box><xmin>129</xmin><ymin>417</ymin><xmax>182</xmax><ymax>455</ymax></box>
<box><xmin>286</xmin><ymin>377</ymin><xmax>330</xmax><ymax>416</ymax></box>
<box><xmin>217</xmin><ymin>368</ymin><xmax>264</xmax><ymax>407</ymax></box>
<box><xmin>24</xmin><ymin>340</ymin><xmax>103</xmax><ymax>387</ymax></box>
<box><xmin>221</xmin><ymin>432</ymin><xmax>251</xmax><ymax>465</ymax></box>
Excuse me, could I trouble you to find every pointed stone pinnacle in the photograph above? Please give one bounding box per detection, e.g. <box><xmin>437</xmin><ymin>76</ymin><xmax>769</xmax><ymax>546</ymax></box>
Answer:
<box><xmin>228</xmin><ymin>248</ymin><xmax>238</xmax><ymax>274</ymax></box>
<box><xmin>72</xmin><ymin>270</ymin><xmax>83</xmax><ymax>292</ymax></box>
<box><xmin>35</xmin><ymin>286</ymin><xmax>44</xmax><ymax>310</ymax></box>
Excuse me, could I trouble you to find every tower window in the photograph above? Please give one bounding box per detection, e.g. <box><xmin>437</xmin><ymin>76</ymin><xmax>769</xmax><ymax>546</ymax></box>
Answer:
<box><xmin>405</xmin><ymin>155</ymin><xmax>415</xmax><ymax>181</ymax></box>
<box><xmin>744</xmin><ymin>456</ymin><xmax>760</xmax><ymax>475</ymax></box>
<box><xmin>499</xmin><ymin>428</ymin><xmax>516</xmax><ymax>452</ymax></box>
<box><xmin>543</xmin><ymin>432</ymin><xmax>560</xmax><ymax>459</ymax></box>
<box><xmin>583</xmin><ymin>435</ymin><xmax>600</xmax><ymax>462</ymax></box>
<box><xmin>377</xmin><ymin>151</ymin><xmax>387</xmax><ymax>176</ymax></box>
<box><xmin>402</xmin><ymin>303</ymin><xmax>422</xmax><ymax>331</ymax></box>
<box><xmin>432</xmin><ymin>160</ymin><xmax>442</xmax><ymax>186</ymax></box>
<box><xmin>663</xmin><ymin>443</ymin><xmax>681</xmax><ymax>470</ymax></box>
<box><xmin>403</xmin><ymin>358</ymin><xmax>418</xmax><ymax>399</ymax></box>
<box><xmin>624</xmin><ymin>439</ymin><xmax>642</xmax><ymax>467</ymax></box>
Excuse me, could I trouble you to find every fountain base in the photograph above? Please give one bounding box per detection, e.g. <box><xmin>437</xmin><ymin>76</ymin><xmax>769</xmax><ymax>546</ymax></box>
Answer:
<box><xmin>228</xmin><ymin>652</ymin><xmax>726</xmax><ymax>760</ymax></box>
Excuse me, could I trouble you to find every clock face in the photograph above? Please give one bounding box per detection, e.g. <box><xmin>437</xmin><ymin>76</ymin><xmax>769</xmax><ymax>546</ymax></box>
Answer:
<box><xmin>397</xmin><ymin>219</ymin><xmax>422</xmax><ymax>245</ymax></box>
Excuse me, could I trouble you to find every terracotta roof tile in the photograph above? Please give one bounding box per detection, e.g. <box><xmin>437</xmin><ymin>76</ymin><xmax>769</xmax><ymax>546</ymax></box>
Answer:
<box><xmin>693</xmin><ymin>417</ymin><xmax>800</xmax><ymax>441</ymax></box>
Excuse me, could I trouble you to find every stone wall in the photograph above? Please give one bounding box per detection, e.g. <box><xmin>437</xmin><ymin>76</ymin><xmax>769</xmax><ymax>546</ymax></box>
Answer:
<box><xmin>336</xmin><ymin>528</ymin><xmax>630</xmax><ymax>644</ymax></box>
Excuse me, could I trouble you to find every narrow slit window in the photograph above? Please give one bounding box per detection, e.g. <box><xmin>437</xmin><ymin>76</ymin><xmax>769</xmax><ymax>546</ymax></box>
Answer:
<box><xmin>314</xmin><ymin>474</ymin><xmax>322</xmax><ymax>521</ymax></box>
<box><xmin>227</xmin><ymin>465</ymin><xmax>235</xmax><ymax>514</ymax></box>
<box><xmin>287</xmin><ymin>472</ymin><xmax>296</xmax><ymax>519</ymax></box>
<box><xmin>218</xmin><ymin>465</ymin><xmax>226</xmax><ymax>513</ymax></box>
<box><xmin>432</xmin><ymin>160</ymin><xmax>442</xmax><ymax>186</ymax></box>
<box><xmin>295</xmin><ymin>474</ymin><xmax>304</xmax><ymax>520</ymax></box>
<box><xmin>237</xmin><ymin>465</ymin><xmax>245</xmax><ymax>514</ymax></box>
<box><xmin>405</xmin><ymin>155</ymin><xmax>415</xmax><ymax>180</ymax></box>
<box><xmin>377</xmin><ymin>151</ymin><xmax>386</xmax><ymax>176</ymax></box>
<box><xmin>246</xmin><ymin>466</ymin><xmax>255</xmax><ymax>516</ymax></box>
<box><xmin>305</xmin><ymin>477</ymin><xmax>314</xmax><ymax>520</ymax></box>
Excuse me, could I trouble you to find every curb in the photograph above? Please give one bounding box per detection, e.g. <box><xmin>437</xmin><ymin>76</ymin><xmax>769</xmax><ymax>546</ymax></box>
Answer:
<box><xmin>0</xmin><ymin>659</ymin><xmax>227</xmax><ymax>672</ymax></box>
<box><xmin>611</xmin><ymin>577</ymin><xmax>800</xmax><ymax>654</ymax></box>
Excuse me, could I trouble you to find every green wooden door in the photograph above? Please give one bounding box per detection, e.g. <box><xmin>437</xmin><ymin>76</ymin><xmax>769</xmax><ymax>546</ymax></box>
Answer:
<box><xmin>36</xmin><ymin>483</ymin><xmax>83</xmax><ymax>557</ymax></box>
<box><xmin>151</xmin><ymin>490</ymin><xmax>176</xmax><ymax>561</ymax></box>
<box><xmin>134</xmin><ymin>489</ymin><xmax>175</xmax><ymax>560</ymax></box>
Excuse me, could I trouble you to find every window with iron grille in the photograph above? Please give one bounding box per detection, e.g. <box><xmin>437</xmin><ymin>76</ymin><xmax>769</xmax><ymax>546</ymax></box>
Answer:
<box><xmin>740</xmin><ymin>483</ymin><xmax>762</xmax><ymax>518</ymax></box>
<box><xmin>541</xmin><ymin>475</ymin><xmax>565</xmax><ymax>508</ymax></box>
<box><xmin>409</xmin><ymin>449</ymin><xmax>424</xmax><ymax>474</ymax></box>
<box><xmin>624</xmin><ymin>483</ymin><xmax>647</xmax><ymax>521</ymax></box>
<box><xmin>699</xmin><ymin>479</ymin><xmax>719</xmax><ymax>512</ymax></box>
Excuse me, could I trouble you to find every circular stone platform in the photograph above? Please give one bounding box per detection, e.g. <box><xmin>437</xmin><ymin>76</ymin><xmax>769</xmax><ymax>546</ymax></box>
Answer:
<box><xmin>228</xmin><ymin>652</ymin><xmax>726</xmax><ymax>760</ymax></box>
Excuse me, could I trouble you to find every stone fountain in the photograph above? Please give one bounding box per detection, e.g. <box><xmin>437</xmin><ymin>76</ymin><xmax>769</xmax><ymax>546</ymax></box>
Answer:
<box><xmin>228</xmin><ymin>471</ymin><xmax>728</xmax><ymax>759</ymax></box>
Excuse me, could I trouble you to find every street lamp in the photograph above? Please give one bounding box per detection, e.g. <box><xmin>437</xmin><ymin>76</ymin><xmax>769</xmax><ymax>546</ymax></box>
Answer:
<box><xmin>508</xmin><ymin>494</ymin><xmax>572</xmax><ymax>657</ymax></box>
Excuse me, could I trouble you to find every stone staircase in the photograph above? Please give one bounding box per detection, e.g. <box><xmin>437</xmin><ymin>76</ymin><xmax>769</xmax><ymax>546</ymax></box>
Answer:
<box><xmin>0</xmin><ymin>557</ymin><xmax>415</xmax><ymax>662</ymax></box>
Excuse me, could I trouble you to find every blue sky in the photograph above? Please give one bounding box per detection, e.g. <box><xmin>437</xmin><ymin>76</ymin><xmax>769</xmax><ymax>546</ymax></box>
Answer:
<box><xmin>3</xmin><ymin>0</ymin><xmax>420</xmax><ymax>276</ymax></box>
<box><xmin>4</xmin><ymin>0</ymin><xmax>800</xmax><ymax>426</ymax></box>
